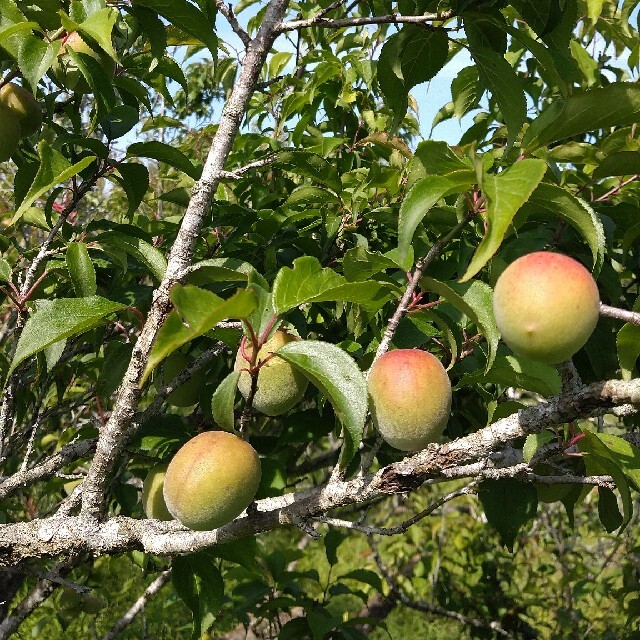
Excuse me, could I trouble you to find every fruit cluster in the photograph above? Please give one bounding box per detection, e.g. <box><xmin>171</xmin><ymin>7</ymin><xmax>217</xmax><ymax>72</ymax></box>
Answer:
<box><xmin>0</xmin><ymin>82</ymin><xmax>42</xmax><ymax>162</ymax></box>
<box><xmin>143</xmin><ymin>251</ymin><xmax>600</xmax><ymax>531</ymax></box>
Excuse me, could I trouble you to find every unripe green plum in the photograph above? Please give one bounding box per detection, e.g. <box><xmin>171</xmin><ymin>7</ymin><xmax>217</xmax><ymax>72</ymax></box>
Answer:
<box><xmin>368</xmin><ymin>349</ymin><xmax>452</xmax><ymax>451</ymax></box>
<box><xmin>163</xmin><ymin>431</ymin><xmax>261</xmax><ymax>531</ymax></box>
<box><xmin>0</xmin><ymin>82</ymin><xmax>42</xmax><ymax>137</ymax></box>
<box><xmin>234</xmin><ymin>330</ymin><xmax>309</xmax><ymax>416</ymax></box>
<box><xmin>53</xmin><ymin>31</ymin><xmax>115</xmax><ymax>93</ymax></box>
<box><xmin>493</xmin><ymin>251</ymin><xmax>600</xmax><ymax>365</ymax></box>
<box><xmin>157</xmin><ymin>352</ymin><xmax>205</xmax><ymax>407</ymax></box>
<box><xmin>142</xmin><ymin>463</ymin><xmax>173</xmax><ymax>521</ymax></box>
<box><xmin>0</xmin><ymin>102</ymin><xmax>20</xmax><ymax>162</ymax></box>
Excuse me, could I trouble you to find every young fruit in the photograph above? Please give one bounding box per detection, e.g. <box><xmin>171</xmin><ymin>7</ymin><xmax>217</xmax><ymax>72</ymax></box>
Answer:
<box><xmin>234</xmin><ymin>330</ymin><xmax>309</xmax><ymax>416</ymax></box>
<box><xmin>493</xmin><ymin>251</ymin><xmax>600</xmax><ymax>365</ymax></box>
<box><xmin>368</xmin><ymin>349</ymin><xmax>452</xmax><ymax>451</ymax></box>
<box><xmin>142</xmin><ymin>463</ymin><xmax>173</xmax><ymax>521</ymax></box>
<box><xmin>163</xmin><ymin>431</ymin><xmax>261</xmax><ymax>531</ymax></box>
<box><xmin>157</xmin><ymin>352</ymin><xmax>205</xmax><ymax>407</ymax></box>
<box><xmin>53</xmin><ymin>31</ymin><xmax>115</xmax><ymax>92</ymax></box>
<box><xmin>0</xmin><ymin>82</ymin><xmax>42</xmax><ymax>137</ymax></box>
<box><xmin>0</xmin><ymin>102</ymin><xmax>21</xmax><ymax>162</ymax></box>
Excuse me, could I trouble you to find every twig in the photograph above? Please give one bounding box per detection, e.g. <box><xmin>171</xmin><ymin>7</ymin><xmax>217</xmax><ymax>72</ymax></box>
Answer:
<box><xmin>102</xmin><ymin>570</ymin><xmax>172</xmax><ymax>640</ymax></box>
<box><xmin>316</xmin><ymin>485</ymin><xmax>474</xmax><ymax>535</ymax></box>
<box><xmin>600</xmin><ymin>303</ymin><xmax>640</xmax><ymax>326</ymax></box>
<box><xmin>277</xmin><ymin>10</ymin><xmax>455</xmax><ymax>33</ymax></box>
<box><xmin>372</xmin><ymin>210</ymin><xmax>476</xmax><ymax>366</ymax></box>
<box><xmin>0</xmin><ymin>439</ymin><xmax>95</xmax><ymax>502</ymax></box>
<box><xmin>215</xmin><ymin>0</ymin><xmax>251</xmax><ymax>47</ymax></box>
<box><xmin>593</xmin><ymin>174</ymin><xmax>639</xmax><ymax>202</ymax></box>
<box><xmin>142</xmin><ymin>345</ymin><xmax>228</xmax><ymax>420</ymax></box>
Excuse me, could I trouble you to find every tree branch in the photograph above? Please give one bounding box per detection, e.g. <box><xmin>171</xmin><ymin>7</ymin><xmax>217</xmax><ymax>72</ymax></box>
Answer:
<box><xmin>215</xmin><ymin>0</ymin><xmax>251</xmax><ymax>47</ymax></box>
<box><xmin>102</xmin><ymin>570</ymin><xmax>171</xmax><ymax>640</ymax></box>
<box><xmin>372</xmin><ymin>210</ymin><xmax>476</xmax><ymax>365</ymax></box>
<box><xmin>600</xmin><ymin>303</ymin><xmax>640</xmax><ymax>326</ymax></box>
<box><xmin>79</xmin><ymin>0</ymin><xmax>292</xmax><ymax>520</ymax></box>
<box><xmin>0</xmin><ymin>376</ymin><xmax>635</xmax><ymax>563</ymax></box>
<box><xmin>277</xmin><ymin>10</ymin><xmax>455</xmax><ymax>33</ymax></box>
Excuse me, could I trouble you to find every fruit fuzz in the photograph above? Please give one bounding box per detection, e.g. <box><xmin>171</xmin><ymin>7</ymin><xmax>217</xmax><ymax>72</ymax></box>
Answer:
<box><xmin>493</xmin><ymin>251</ymin><xmax>600</xmax><ymax>365</ymax></box>
<box><xmin>234</xmin><ymin>330</ymin><xmax>309</xmax><ymax>416</ymax></box>
<box><xmin>163</xmin><ymin>431</ymin><xmax>261</xmax><ymax>531</ymax></box>
<box><xmin>368</xmin><ymin>349</ymin><xmax>452</xmax><ymax>451</ymax></box>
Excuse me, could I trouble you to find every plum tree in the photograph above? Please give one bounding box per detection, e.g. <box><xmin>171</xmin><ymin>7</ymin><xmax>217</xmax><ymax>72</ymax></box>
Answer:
<box><xmin>493</xmin><ymin>252</ymin><xmax>600</xmax><ymax>365</ymax></box>
<box><xmin>0</xmin><ymin>82</ymin><xmax>42</xmax><ymax>137</ymax></box>
<box><xmin>368</xmin><ymin>349</ymin><xmax>452</xmax><ymax>451</ymax></box>
<box><xmin>234</xmin><ymin>330</ymin><xmax>309</xmax><ymax>416</ymax></box>
<box><xmin>52</xmin><ymin>31</ymin><xmax>115</xmax><ymax>92</ymax></box>
<box><xmin>163</xmin><ymin>431</ymin><xmax>261</xmax><ymax>531</ymax></box>
<box><xmin>0</xmin><ymin>102</ymin><xmax>21</xmax><ymax>162</ymax></box>
<box><xmin>142</xmin><ymin>463</ymin><xmax>173</xmax><ymax>521</ymax></box>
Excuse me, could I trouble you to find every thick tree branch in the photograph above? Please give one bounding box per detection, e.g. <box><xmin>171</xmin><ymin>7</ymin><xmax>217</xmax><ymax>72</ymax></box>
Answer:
<box><xmin>0</xmin><ymin>376</ymin><xmax>636</xmax><ymax>563</ymax></box>
<box><xmin>79</xmin><ymin>0</ymin><xmax>292</xmax><ymax>520</ymax></box>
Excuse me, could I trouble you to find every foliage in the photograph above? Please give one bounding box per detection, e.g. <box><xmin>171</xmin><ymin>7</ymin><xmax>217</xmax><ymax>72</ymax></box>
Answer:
<box><xmin>0</xmin><ymin>0</ymin><xmax>640</xmax><ymax>639</ymax></box>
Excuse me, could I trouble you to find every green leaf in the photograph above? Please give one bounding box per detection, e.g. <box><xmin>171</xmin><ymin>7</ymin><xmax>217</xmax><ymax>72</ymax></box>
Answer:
<box><xmin>378</xmin><ymin>26</ymin><xmax>448</xmax><ymax>120</ymax></box>
<box><xmin>12</xmin><ymin>141</ymin><xmax>95</xmax><ymax>224</ymax></box>
<box><xmin>8</xmin><ymin>296</ymin><xmax>126</xmax><ymax>378</ymax></box>
<box><xmin>130</xmin><ymin>0</ymin><xmax>217</xmax><ymax>56</ymax></box>
<box><xmin>579</xmin><ymin>430</ymin><xmax>633</xmax><ymax>531</ymax></box>
<box><xmin>277</xmin><ymin>340</ymin><xmax>367</xmax><ymax>467</ymax></box>
<box><xmin>420</xmin><ymin>277</ymin><xmax>499</xmax><ymax>372</ymax></box>
<box><xmin>18</xmin><ymin>38</ymin><xmax>60</xmax><ymax>90</ymax></box>
<box><xmin>597</xmin><ymin>432</ymin><xmax>640</xmax><ymax>491</ymax></box>
<box><xmin>285</xmin><ymin>185</ymin><xmax>340</xmax><ymax>207</ymax></box>
<box><xmin>457</xmin><ymin>355</ymin><xmax>562</xmax><ymax>397</ymax></box>
<box><xmin>0</xmin><ymin>258</ymin><xmax>11</xmax><ymax>284</ymax></box>
<box><xmin>597</xmin><ymin>487</ymin><xmax>622</xmax><ymax>533</ymax></box>
<box><xmin>522</xmin><ymin>83</ymin><xmax>640</xmax><ymax>152</ymax></box>
<box><xmin>339</xmin><ymin>569</ymin><xmax>383</xmax><ymax>593</ymax></box>
<box><xmin>469</xmin><ymin>46</ymin><xmax>526</xmax><ymax>147</ymax></box>
<box><xmin>617</xmin><ymin>323</ymin><xmax>640</xmax><ymax>380</ymax></box>
<box><xmin>397</xmin><ymin>176</ymin><xmax>460</xmax><ymax>266</ymax></box>
<box><xmin>343</xmin><ymin>247</ymin><xmax>399</xmax><ymax>282</ymax></box>
<box><xmin>451</xmin><ymin>65</ymin><xmax>479</xmax><ymax>119</ymax></box>
<box><xmin>524</xmin><ymin>183</ymin><xmax>605</xmax><ymax>275</ymax></box>
<box><xmin>127</xmin><ymin>141</ymin><xmax>200</xmax><ymax>180</ymax></box>
<box><xmin>143</xmin><ymin>286</ymin><xmax>256</xmax><ymax>384</ymax></box>
<box><xmin>523</xmin><ymin>430</ymin><xmax>557</xmax><ymax>463</ymax></box>
<box><xmin>272</xmin><ymin>257</ymin><xmax>394</xmax><ymax>314</ymax></box>
<box><xmin>407</xmin><ymin>140</ymin><xmax>476</xmax><ymax>190</ymax></box>
<box><xmin>78</xmin><ymin>7</ymin><xmax>119</xmax><ymax>61</ymax></box>
<box><xmin>173</xmin><ymin>553</ymin><xmax>224</xmax><ymax>639</ymax></box>
<box><xmin>592</xmin><ymin>151</ymin><xmax>640</xmax><ymax>179</ymax></box>
<box><xmin>275</xmin><ymin>151</ymin><xmax>341</xmax><ymax>194</ymax></box>
<box><xmin>96</xmin><ymin>232</ymin><xmax>166</xmax><ymax>283</ymax></box>
<box><xmin>211</xmin><ymin>370</ymin><xmax>240</xmax><ymax>432</ymax></box>
<box><xmin>113</xmin><ymin>163</ymin><xmax>149</xmax><ymax>218</ymax></box>
<box><xmin>478</xmin><ymin>478</ymin><xmax>538</xmax><ymax>550</ymax></box>
<box><xmin>460</xmin><ymin>159</ymin><xmax>546</xmax><ymax>282</ymax></box>
<box><xmin>66</xmin><ymin>242</ymin><xmax>97</xmax><ymax>297</ymax></box>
